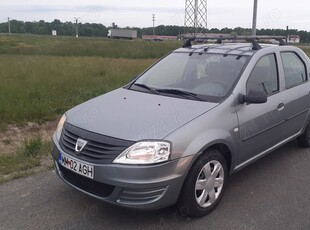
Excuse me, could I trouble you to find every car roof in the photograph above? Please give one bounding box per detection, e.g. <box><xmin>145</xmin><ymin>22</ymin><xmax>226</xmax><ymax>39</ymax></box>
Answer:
<box><xmin>174</xmin><ymin>43</ymin><xmax>278</xmax><ymax>56</ymax></box>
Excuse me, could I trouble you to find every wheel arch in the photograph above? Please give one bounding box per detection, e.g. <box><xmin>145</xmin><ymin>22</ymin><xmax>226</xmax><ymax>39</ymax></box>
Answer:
<box><xmin>205</xmin><ymin>143</ymin><xmax>232</xmax><ymax>173</ymax></box>
<box><xmin>179</xmin><ymin>140</ymin><xmax>235</xmax><ymax>197</ymax></box>
<box><xmin>195</xmin><ymin>139</ymin><xmax>236</xmax><ymax>175</ymax></box>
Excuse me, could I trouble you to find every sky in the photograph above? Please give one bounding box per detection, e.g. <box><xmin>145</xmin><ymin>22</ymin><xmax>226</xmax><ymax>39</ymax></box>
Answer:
<box><xmin>1</xmin><ymin>0</ymin><xmax>310</xmax><ymax>31</ymax></box>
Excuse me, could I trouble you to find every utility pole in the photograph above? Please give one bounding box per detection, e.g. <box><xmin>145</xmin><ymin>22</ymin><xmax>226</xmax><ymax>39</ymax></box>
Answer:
<box><xmin>74</xmin><ymin>17</ymin><xmax>80</xmax><ymax>38</ymax></box>
<box><xmin>286</xmin><ymin>26</ymin><xmax>289</xmax><ymax>44</ymax></box>
<box><xmin>152</xmin><ymin>14</ymin><xmax>156</xmax><ymax>39</ymax></box>
<box><xmin>8</xmin><ymin>17</ymin><xmax>11</xmax><ymax>35</ymax></box>
<box><xmin>252</xmin><ymin>0</ymin><xmax>258</xmax><ymax>35</ymax></box>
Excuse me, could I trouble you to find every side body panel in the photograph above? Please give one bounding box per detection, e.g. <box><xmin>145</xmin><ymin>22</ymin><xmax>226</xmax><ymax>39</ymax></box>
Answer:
<box><xmin>233</xmin><ymin>46</ymin><xmax>310</xmax><ymax>171</ymax></box>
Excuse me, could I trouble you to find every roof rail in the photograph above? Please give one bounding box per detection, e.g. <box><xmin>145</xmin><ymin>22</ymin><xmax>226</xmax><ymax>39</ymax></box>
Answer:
<box><xmin>182</xmin><ymin>35</ymin><xmax>287</xmax><ymax>50</ymax></box>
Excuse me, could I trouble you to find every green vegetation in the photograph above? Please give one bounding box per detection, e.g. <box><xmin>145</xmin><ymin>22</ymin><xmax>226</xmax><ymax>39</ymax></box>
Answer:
<box><xmin>0</xmin><ymin>138</ymin><xmax>52</xmax><ymax>181</ymax></box>
<box><xmin>0</xmin><ymin>54</ymin><xmax>156</xmax><ymax>127</ymax></box>
<box><xmin>0</xmin><ymin>35</ymin><xmax>181</xmax><ymax>128</ymax></box>
<box><xmin>2</xmin><ymin>19</ymin><xmax>310</xmax><ymax>42</ymax></box>
<box><xmin>0</xmin><ymin>19</ymin><xmax>109</xmax><ymax>37</ymax></box>
<box><xmin>0</xmin><ymin>35</ymin><xmax>180</xmax><ymax>58</ymax></box>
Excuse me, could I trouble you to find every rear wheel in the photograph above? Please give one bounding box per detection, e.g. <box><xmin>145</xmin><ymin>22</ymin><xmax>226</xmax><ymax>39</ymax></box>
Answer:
<box><xmin>297</xmin><ymin>122</ymin><xmax>310</xmax><ymax>147</ymax></box>
<box><xmin>178</xmin><ymin>149</ymin><xmax>227</xmax><ymax>217</ymax></box>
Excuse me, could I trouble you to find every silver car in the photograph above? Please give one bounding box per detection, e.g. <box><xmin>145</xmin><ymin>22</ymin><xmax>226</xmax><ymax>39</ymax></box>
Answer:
<box><xmin>51</xmin><ymin>36</ymin><xmax>310</xmax><ymax>217</ymax></box>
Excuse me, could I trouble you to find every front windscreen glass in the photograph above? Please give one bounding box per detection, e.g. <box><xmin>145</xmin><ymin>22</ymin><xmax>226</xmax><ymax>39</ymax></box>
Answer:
<box><xmin>131</xmin><ymin>52</ymin><xmax>248</xmax><ymax>102</ymax></box>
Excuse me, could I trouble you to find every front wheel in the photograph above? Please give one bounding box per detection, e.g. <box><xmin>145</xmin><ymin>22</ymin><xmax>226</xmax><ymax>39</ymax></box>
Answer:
<box><xmin>178</xmin><ymin>149</ymin><xmax>228</xmax><ymax>217</ymax></box>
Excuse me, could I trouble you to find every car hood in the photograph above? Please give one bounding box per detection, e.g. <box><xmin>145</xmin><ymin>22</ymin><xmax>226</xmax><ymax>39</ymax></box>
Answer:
<box><xmin>66</xmin><ymin>88</ymin><xmax>218</xmax><ymax>141</ymax></box>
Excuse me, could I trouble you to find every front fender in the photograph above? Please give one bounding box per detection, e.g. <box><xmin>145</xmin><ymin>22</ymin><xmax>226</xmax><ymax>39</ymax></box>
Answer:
<box><xmin>165</xmin><ymin>94</ymin><xmax>240</xmax><ymax>174</ymax></box>
<box><xmin>180</xmin><ymin>129</ymin><xmax>238</xmax><ymax>174</ymax></box>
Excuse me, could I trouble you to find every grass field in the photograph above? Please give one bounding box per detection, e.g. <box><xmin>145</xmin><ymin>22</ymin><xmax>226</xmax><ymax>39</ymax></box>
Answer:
<box><xmin>0</xmin><ymin>35</ymin><xmax>181</xmax><ymax>129</ymax></box>
<box><xmin>0</xmin><ymin>35</ymin><xmax>181</xmax><ymax>182</ymax></box>
<box><xmin>0</xmin><ymin>35</ymin><xmax>181</xmax><ymax>58</ymax></box>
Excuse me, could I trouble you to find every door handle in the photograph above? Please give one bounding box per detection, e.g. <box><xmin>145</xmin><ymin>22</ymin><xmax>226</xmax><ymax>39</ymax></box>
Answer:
<box><xmin>277</xmin><ymin>103</ymin><xmax>285</xmax><ymax>111</ymax></box>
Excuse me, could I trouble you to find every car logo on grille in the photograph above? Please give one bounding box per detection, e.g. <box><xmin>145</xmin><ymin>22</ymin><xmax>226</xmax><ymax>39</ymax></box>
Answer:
<box><xmin>75</xmin><ymin>138</ymin><xmax>88</xmax><ymax>153</ymax></box>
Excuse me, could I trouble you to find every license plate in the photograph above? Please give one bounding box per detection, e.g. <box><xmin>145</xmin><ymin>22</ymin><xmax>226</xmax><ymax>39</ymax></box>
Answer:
<box><xmin>59</xmin><ymin>152</ymin><xmax>94</xmax><ymax>179</ymax></box>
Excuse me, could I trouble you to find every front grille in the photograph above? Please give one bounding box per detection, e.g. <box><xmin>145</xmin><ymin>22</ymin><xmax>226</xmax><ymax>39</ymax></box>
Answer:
<box><xmin>60</xmin><ymin>122</ymin><xmax>134</xmax><ymax>164</ymax></box>
<box><xmin>59</xmin><ymin>165</ymin><xmax>115</xmax><ymax>197</ymax></box>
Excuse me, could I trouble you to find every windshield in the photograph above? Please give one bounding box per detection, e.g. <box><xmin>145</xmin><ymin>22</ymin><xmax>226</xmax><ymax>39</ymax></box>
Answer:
<box><xmin>131</xmin><ymin>52</ymin><xmax>248</xmax><ymax>102</ymax></box>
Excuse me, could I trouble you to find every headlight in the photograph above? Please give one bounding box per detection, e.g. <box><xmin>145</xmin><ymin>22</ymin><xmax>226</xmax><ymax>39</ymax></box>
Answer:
<box><xmin>113</xmin><ymin>141</ymin><xmax>171</xmax><ymax>165</ymax></box>
<box><xmin>55</xmin><ymin>114</ymin><xmax>67</xmax><ymax>141</ymax></box>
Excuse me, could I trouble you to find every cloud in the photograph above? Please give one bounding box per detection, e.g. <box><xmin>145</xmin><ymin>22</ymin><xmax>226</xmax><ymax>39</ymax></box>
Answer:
<box><xmin>7</xmin><ymin>4</ymin><xmax>183</xmax><ymax>14</ymax></box>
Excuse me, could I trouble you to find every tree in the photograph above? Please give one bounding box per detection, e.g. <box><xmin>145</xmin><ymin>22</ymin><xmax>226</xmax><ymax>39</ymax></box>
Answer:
<box><xmin>25</xmin><ymin>22</ymin><xmax>34</xmax><ymax>34</ymax></box>
<box><xmin>80</xmin><ymin>25</ymin><xmax>94</xmax><ymax>37</ymax></box>
<box><xmin>51</xmin><ymin>19</ymin><xmax>62</xmax><ymax>34</ymax></box>
<box><xmin>112</xmin><ymin>22</ymin><xmax>118</xmax><ymax>29</ymax></box>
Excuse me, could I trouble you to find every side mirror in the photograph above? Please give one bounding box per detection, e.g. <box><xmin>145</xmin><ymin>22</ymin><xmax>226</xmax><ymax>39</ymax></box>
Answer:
<box><xmin>239</xmin><ymin>90</ymin><xmax>267</xmax><ymax>104</ymax></box>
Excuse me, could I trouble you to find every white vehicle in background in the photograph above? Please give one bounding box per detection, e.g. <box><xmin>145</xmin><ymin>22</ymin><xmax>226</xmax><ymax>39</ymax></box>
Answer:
<box><xmin>108</xmin><ymin>29</ymin><xmax>138</xmax><ymax>40</ymax></box>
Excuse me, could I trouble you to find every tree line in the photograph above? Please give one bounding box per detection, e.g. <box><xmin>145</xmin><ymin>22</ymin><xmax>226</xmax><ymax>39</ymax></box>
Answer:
<box><xmin>0</xmin><ymin>19</ymin><xmax>108</xmax><ymax>37</ymax></box>
<box><xmin>1</xmin><ymin>19</ymin><xmax>310</xmax><ymax>43</ymax></box>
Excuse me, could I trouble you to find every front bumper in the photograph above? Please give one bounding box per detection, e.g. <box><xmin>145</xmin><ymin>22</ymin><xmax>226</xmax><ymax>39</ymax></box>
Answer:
<box><xmin>52</xmin><ymin>134</ymin><xmax>194</xmax><ymax>210</ymax></box>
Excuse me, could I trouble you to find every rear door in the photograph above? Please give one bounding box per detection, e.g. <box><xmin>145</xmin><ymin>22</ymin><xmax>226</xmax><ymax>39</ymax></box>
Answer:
<box><xmin>279</xmin><ymin>51</ymin><xmax>310</xmax><ymax>136</ymax></box>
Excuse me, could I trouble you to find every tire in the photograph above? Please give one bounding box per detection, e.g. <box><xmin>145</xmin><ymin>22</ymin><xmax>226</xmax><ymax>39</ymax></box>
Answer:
<box><xmin>297</xmin><ymin>122</ymin><xmax>310</xmax><ymax>147</ymax></box>
<box><xmin>178</xmin><ymin>149</ymin><xmax>228</xmax><ymax>217</ymax></box>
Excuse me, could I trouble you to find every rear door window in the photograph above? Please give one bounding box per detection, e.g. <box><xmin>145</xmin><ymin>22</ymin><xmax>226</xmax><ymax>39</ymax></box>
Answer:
<box><xmin>281</xmin><ymin>52</ymin><xmax>307</xmax><ymax>88</ymax></box>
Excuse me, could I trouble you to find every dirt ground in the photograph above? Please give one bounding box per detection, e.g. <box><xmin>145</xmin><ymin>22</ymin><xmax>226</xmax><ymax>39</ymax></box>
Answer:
<box><xmin>0</xmin><ymin>121</ymin><xmax>57</xmax><ymax>156</ymax></box>
<box><xmin>0</xmin><ymin>121</ymin><xmax>58</xmax><ymax>182</ymax></box>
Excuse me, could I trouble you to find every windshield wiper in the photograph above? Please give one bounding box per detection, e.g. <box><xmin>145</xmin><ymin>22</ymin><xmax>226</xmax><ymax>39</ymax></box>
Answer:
<box><xmin>156</xmin><ymin>89</ymin><xmax>203</xmax><ymax>101</ymax></box>
<box><xmin>133</xmin><ymin>83</ymin><xmax>159</xmax><ymax>94</ymax></box>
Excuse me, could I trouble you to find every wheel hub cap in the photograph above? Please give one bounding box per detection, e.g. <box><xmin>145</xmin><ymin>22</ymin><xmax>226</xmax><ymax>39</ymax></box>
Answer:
<box><xmin>195</xmin><ymin>160</ymin><xmax>224</xmax><ymax>208</ymax></box>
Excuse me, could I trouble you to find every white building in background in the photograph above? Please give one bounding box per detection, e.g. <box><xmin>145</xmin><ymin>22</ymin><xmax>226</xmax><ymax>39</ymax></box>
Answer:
<box><xmin>52</xmin><ymin>30</ymin><xmax>57</xmax><ymax>36</ymax></box>
<box><xmin>287</xmin><ymin>35</ymin><xmax>300</xmax><ymax>44</ymax></box>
